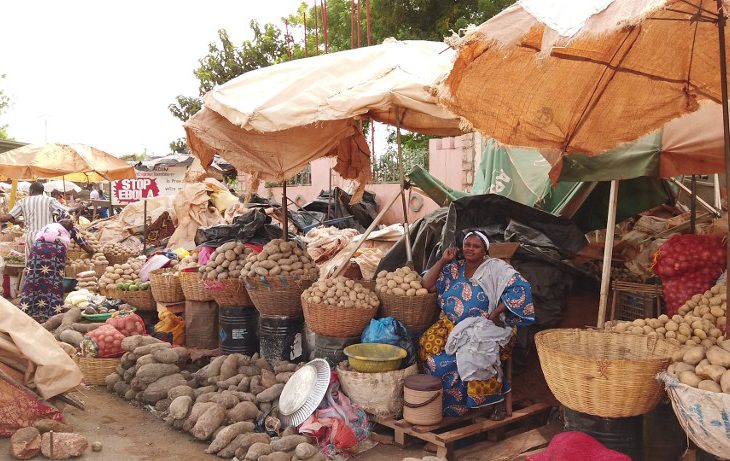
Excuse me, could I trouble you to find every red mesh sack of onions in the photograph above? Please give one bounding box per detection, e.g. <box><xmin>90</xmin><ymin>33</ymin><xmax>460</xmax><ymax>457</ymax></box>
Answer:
<box><xmin>653</xmin><ymin>234</ymin><xmax>725</xmax><ymax>315</ymax></box>
<box><xmin>80</xmin><ymin>324</ymin><xmax>126</xmax><ymax>358</ymax></box>
<box><xmin>106</xmin><ymin>312</ymin><xmax>146</xmax><ymax>337</ymax></box>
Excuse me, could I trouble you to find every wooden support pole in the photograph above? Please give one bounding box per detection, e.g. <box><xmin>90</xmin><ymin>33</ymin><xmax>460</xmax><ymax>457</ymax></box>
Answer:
<box><xmin>597</xmin><ymin>180</ymin><xmax>619</xmax><ymax>328</ymax></box>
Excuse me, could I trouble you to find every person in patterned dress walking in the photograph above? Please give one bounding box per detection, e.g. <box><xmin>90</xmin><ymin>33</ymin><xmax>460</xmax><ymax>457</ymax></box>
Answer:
<box><xmin>419</xmin><ymin>230</ymin><xmax>535</xmax><ymax>419</ymax></box>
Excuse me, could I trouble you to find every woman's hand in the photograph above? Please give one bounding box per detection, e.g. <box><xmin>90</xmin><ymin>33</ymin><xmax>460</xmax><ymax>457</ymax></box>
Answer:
<box><xmin>441</xmin><ymin>247</ymin><xmax>458</xmax><ymax>263</ymax></box>
<box><xmin>488</xmin><ymin>302</ymin><xmax>507</xmax><ymax>327</ymax></box>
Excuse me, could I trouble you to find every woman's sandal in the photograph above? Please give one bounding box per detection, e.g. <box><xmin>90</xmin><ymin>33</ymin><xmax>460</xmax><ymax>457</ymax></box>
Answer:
<box><xmin>488</xmin><ymin>403</ymin><xmax>507</xmax><ymax>421</ymax></box>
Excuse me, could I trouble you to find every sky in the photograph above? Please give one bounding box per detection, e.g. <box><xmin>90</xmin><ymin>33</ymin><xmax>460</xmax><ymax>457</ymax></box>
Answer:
<box><xmin>0</xmin><ymin>0</ymin><xmax>306</xmax><ymax>157</ymax></box>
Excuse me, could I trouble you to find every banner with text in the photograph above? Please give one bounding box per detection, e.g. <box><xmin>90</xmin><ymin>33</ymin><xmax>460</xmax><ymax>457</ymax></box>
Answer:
<box><xmin>112</xmin><ymin>164</ymin><xmax>187</xmax><ymax>204</ymax></box>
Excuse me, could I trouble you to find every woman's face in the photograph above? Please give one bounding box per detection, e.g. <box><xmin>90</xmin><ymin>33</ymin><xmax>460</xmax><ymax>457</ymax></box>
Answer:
<box><xmin>463</xmin><ymin>235</ymin><xmax>487</xmax><ymax>263</ymax></box>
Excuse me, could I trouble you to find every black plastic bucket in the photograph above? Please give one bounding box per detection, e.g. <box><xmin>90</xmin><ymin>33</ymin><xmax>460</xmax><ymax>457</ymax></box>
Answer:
<box><xmin>259</xmin><ymin>315</ymin><xmax>303</xmax><ymax>364</ymax></box>
<box><xmin>643</xmin><ymin>399</ymin><xmax>686</xmax><ymax>461</ymax></box>
<box><xmin>219</xmin><ymin>306</ymin><xmax>259</xmax><ymax>355</ymax></box>
<box><xmin>313</xmin><ymin>334</ymin><xmax>360</xmax><ymax>367</ymax></box>
<box><xmin>563</xmin><ymin>407</ymin><xmax>643</xmax><ymax>461</ymax></box>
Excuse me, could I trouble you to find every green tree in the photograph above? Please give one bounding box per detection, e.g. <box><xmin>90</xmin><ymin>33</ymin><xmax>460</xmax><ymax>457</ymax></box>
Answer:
<box><xmin>169</xmin><ymin>23</ymin><xmax>289</xmax><ymax>124</ymax></box>
<box><xmin>169</xmin><ymin>138</ymin><xmax>190</xmax><ymax>155</ymax></box>
<box><xmin>0</xmin><ymin>74</ymin><xmax>10</xmax><ymax>140</ymax></box>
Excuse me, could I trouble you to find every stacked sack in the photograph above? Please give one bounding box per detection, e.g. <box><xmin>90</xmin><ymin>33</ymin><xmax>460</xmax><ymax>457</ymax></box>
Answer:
<box><xmin>104</xmin><ymin>337</ymin><xmax>321</xmax><ymax>460</ymax></box>
<box><xmin>75</xmin><ymin>270</ymin><xmax>98</xmax><ymax>293</ymax></box>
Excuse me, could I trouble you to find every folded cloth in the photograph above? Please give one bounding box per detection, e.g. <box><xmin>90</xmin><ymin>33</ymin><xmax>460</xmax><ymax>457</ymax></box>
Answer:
<box><xmin>445</xmin><ymin>316</ymin><xmax>512</xmax><ymax>382</ymax></box>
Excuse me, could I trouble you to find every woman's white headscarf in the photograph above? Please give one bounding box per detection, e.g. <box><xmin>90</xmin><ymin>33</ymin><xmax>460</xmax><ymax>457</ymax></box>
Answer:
<box><xmin>463</xmin><ymin>230</ymin><xmax>490</xmax><ymax>251</ymax></box>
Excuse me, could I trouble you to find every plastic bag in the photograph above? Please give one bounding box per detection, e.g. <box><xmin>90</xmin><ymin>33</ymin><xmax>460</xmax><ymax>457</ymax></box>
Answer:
<box><xmin>81</xmin><ymin>324</ymin><xmax>126</xmax><ymax>358</ymax></box>
<box><xmin>361</xmin><ymin>317</ymin><xmax>416</xmax><ymax>366</ymax></box>
<box><xmin>154</xmin><ymin>307</ymin><xmax>185</xmax><ymax>346</ymax></box>
<box><xmin>106</xmin><ymin>312</ymin><xmax>146</xmax><ymax>337</ymax></box>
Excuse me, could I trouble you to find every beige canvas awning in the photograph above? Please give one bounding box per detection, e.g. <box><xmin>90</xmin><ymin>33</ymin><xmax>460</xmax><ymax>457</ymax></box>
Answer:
<box><xmin>0</xmin><ymin>143</ymin><xmax>135</xmax><ymax>182</ymax></box>
<box><xmin>185</xmin><ymin>39</ymin><xmax>465</xmax><ymax>201</ymax></box>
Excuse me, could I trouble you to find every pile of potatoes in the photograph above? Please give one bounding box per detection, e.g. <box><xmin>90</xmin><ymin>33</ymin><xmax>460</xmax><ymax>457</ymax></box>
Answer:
<box><xmin>66</xmin><ymin>258</ymin><xmax>93</xmax><ymax>276</ymax></box>
<box><xmin>180</xmin><ymin>250</ymin><xmax>201</xmax><ymax>270</ymax></box>
<box><xmin>105</xmin><ymin>336</ymin><xmax>322</xmax><ymax>460</ymax></box>
<box><xmin>70</xmin><ymin>229</ymin><xmax>100</xmax><ymax>253</ymax></box>
<box><xmin>610</xmin><ymin>283</ymin><xmax>727</xmax><ymax>348</ymax></box>
<box><xmin>201</xmin><ymin>242</ymin><xmax>253</xmax><ymax>281</ymax></box>
<box><xmin>98</xmin><ymin>259</ymin><xmax>145</xmax><ymax>293</ymax></box>
<box><xmin>241</xmin><ymin>240</ymin><xmax>319</xmax><ymax>280</ymax></box>
<box><xmin>102</xmin><ymin>242</ymin><xmax>137</xmax><ymax>260</ymax></box>
<box><xmin>667</xmin><ymin>341</ymin><xmax>730</xmax><ymax>394</ymax></box>
<box><xmin>75</xmin><ymin>270</ymin><xmax>98</xmax><ymax>293</ymax></box>
<box><xmin>303</xmin><ymin>276</ymin><xmax>379</xmax><ymax>309</ymax></box>
<box><xmin>375</xmin><ymin>266</ymin><xmax>429</xmax><ymax>296</ymax></box>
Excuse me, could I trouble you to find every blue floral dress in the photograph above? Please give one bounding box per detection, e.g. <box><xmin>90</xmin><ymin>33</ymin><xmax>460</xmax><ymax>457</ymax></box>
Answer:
<box><xmin>419</xmin><ymin>260</ymin><xmax>535</xmax><ymax>416</ymax></box>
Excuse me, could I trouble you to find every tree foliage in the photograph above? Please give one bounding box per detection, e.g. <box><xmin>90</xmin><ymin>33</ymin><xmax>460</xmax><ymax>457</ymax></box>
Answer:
<box><xmin>168</xmin><ymin>23</ymin><xmax>289</xmax><ymax>123</ymax></box>
<box><xmin>0</xmin><ymin>74</ymin><xmax>10</xmax><ymax>140</ymax></box>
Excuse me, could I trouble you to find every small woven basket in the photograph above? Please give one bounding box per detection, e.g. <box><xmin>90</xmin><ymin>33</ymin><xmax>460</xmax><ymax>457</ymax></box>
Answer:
<box><xmin>535</xmin><ymin>328</ymin><xmax>677</xmax><ymax>418</ymax></box>
<box><xmin>379</xmin><ymin>292</ymin><xmax>439</xmax><ymax>329</ymax></box>
<box><xmin>77</xmin><ymin>357</ymin><xmax>120</xmax><ymax>386</ymax></box>
<box><xmin>150</xmin><ymin>269</ymin><xmax>184</xmax><ymax>303</ymax></box>
<box><xmin>244</xmin><ymin>275</ymin><xmax>315</xmax><ymax>316</ymax></box>
<box><xmin>179</xmin><ymin>270</ymin><xmax>213</xmax><ymax>301</ymax></box>
<box><xmin>105</xmin><ymin>253</ymin><xmax>135</xmax><ymax>266</ymax></box>
<box><xmin>93</xmin><ymin>262</ymin><xmax>108</xmax><ymax>278</ymax></box>
<box><xmin>204</xmin><ymin>278</ymin><xmax>252</xmax><ymax>307</ymax></box>
<box><xmin>302</xmin><ymin>296</ymin><xmax>377</xmax><ymax>338</ymax></box>
<box><xmin>118</xmin><ymin>289</ymin><xmax>156</xmax><ymax>311</ymax></box>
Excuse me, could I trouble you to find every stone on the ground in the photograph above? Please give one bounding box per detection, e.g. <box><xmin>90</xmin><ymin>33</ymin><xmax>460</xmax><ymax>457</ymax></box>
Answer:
<box><xmin>40</xmin><ymin>432</ymin><xmax>89</xmax><ymax>459</ymax></box>
<box><xmin>33</xmin><ymin>419</ymin><xmax>74</xmax><ymax>433</ymax></box>
<box><xmin>91</xmin><ymin>441</ymin><xmax>103</xmax><ymax>452</ymax></box>
<box><xmin>10</xmin><ymin>427</ymin><xmax>41</xmax><ymax>460</ymax></box>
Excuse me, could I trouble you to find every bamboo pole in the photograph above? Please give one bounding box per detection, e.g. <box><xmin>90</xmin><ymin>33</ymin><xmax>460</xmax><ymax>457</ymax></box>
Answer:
<box><xmin>670</xmin><ymin>178</ymin><xmax>721</xmax><ymax>216</ymax></box>
<box><xmin>690</xmin><ymin>175</ymin><xmax>697</xmax><ymax>234</ymax></box>
<box><xmin>395</xmin><ymin>107</ymin><xmax>414</xmax><ymax>266</ymax></box>
<box><xmin>332</xmin><ymin>191</ymin><xmax>401</xmax><ymax>278</ymax></box>
<box><xmin>597</xmin><ymin>179</ymin><xmax>619</xmax><ymax>328</ymax></box>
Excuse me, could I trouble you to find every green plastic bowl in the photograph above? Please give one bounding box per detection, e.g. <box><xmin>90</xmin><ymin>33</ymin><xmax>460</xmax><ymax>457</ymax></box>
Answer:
<box><xmin>344</xmin><ymin>343</ymin><xmax>407</xmax><ymax>373</ymax></box>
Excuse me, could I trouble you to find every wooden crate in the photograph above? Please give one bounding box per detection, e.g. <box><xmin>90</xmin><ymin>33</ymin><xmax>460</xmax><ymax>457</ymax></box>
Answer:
<box><xmin>370</xmin><ymin>400</ymin><xmax>552</xmax><ymax>461</ymax></box>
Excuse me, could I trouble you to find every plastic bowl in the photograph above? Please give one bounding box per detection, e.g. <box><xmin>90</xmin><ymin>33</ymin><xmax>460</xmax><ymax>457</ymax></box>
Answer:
<box><xmin>344</xmin><ymin>343</ymin><xmax>407</xmax><ymax>373</ymax></box>
<box><xmin>63</xmin><ymin>277</ymin><xmax>78</xmax><ymax>293</ymax></box>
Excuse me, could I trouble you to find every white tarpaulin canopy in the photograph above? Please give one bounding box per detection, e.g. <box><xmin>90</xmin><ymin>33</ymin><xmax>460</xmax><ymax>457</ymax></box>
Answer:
<box><xmin>185</xmin><ymin>39</ymin><xmax>465</xmax><ymax>201</ymax></box>
<box><xmin>43</xmin><ymin>180</ymin><xmax>81</xmax><ymax>194</ymax></box>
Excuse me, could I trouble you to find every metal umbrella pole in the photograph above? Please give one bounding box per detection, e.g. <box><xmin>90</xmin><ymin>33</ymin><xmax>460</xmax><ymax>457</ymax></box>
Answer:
<box><xmin>717</xmin><ymin>0</ymin><xmax>730</xmax><ymax>315</ymax></box>
<box><xmin>395</xmin><ymin>107</ymin><xmax>414</xmax><ymax>267</ymax></box>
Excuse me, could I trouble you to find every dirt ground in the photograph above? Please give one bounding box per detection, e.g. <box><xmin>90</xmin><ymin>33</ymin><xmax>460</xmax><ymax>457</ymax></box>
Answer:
<box><xmin>0</xmin><ymin>289</ymin><xmax>599</xmax><ymax>461</ymax></box>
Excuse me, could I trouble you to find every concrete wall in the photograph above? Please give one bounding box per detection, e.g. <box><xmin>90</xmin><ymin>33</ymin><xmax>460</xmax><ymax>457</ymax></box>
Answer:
<box><xmin>260</xmin><ymin>133</ymin><xmax>480</xmax><ymax>226</ymax></box>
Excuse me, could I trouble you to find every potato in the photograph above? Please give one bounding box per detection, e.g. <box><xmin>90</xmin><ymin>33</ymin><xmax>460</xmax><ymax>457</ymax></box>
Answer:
<box><xmin>270</xmin><ymin>435</ymin><xmax>310</xmax><ymax>452</ymax></box>
<box><xmin>665</xmin><ymin>320</ymin><xmax>679</xmax><ymax>332</ymax></box>
<box><xmin>698</xmin><ymin>380</ymin><xmax>722</xmax><ymax>392</ymax></box>
<box><xmin>668</xmin><ymin>362</ymin><xmax>695</xmax><ymax>377</ymax></box>
<box><xmin>205</xmin><ymin>421</ymin><xmax>256</xmax><ymax>454</ymax></box>
<box><xmin>219</xmin><ymin>433</ymin><xmax>270</xmax><ymax>459</ymax></box>
<box><xmin>192</xmin><ymin>404</ymin><xmax>227</xmax><ymax>440</ymax></box>
<box><xmin>683</xmin><ymin>346</ymin><xmax>706</xmax><ymax>365</ymax></box>
<box><xmin>244</xmin><ymin>442</ymin><xmax>272</xmax><ymax>460</ymax></box>
<box><xmin>721</xmin><ymin>370</ymin><xmax>730</xmax><ymax>393</ymax></box>
<box><xmin>706</xmin><ymin>346</ymin><xmax>730</xmax><ymax>368</ymax></box>
<box><xmin>695</xmin><ymin>362</ymin><xmax>726</xmax><ymax>382</ymax></box>
<box><xmin>679</xmin><ymin>370</ymin><xmax>703</xmax><ymax>387</ymax></box>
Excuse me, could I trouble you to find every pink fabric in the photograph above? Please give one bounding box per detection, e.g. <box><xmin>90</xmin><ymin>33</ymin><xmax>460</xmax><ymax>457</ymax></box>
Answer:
<box><xmin>527</xmin><ymin>432</ymin><xmax>631</xmax><ymax>461</ymax></box>
<box><xmin>34</xmin><ymin>223</ymin><xmax>71</xmax><ymax>250</ymax></box>
<box><xmin>197</xmin><ymin>246</ymin><xmax>215</xmax><ymax>266</ymax></box>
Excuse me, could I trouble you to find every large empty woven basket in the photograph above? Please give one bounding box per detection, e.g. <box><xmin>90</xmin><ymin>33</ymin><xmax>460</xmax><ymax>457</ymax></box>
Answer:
<box><xmin>535</xmin><ymin>328</ymin><xmax>677</xmax><ymax>418</ymax></box>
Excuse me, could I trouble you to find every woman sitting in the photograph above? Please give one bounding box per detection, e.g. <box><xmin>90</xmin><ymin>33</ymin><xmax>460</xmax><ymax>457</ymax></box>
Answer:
<box><xmin>18</xmin><ymin>218</ymin><xmax>94</xmax><ymax>322</ymax></box>
<box><xmin>419</xmin><ymin>230</ymin><xmax>535</xmax><ymax>418</ymax></box>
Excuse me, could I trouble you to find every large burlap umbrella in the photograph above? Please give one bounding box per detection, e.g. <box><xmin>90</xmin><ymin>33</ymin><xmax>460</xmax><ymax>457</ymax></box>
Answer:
<box><xmin>438</xmin><ymin>0</ymin><xmax>730</xmax><ymax>333</ymax></box>
<box><xmin>185</xmin><ymin>39</ymin><xmax>465</xmax><ymax>255</ymax></box>
<box><xmin>0</xmin><ymin>143</ymin><xmax>135</xmax><ymax>181</ymax></box>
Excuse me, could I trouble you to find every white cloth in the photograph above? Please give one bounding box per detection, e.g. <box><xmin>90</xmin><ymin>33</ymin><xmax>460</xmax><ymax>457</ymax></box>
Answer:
<box><xmin>445</xmin><ymin>317</ymin><xmax>513</xmax><ymax>382</ymax></box>
<box><xmin>518</xmin><ymin>0</ymin><xmax>614</xmax><ymax>36</ymax></box>
<box><xmin>89</xmin><ymin>189</ymin><xmax>100</xmax><ymax>200</ymax></box>
<box><xmin>471</xmin><ymin>258</ymin><xmax>518</xmax><ymax>314</ymax></box>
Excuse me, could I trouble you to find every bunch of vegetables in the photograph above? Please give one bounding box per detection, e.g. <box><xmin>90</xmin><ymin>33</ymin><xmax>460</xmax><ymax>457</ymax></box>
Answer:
<box><xmin>81</xmin><ymin>324</ymin><xmax>128</xmax><ymax>358</ymax></box>
<box><xmin>375</xmin><ymin>266</ymin><xmax>429</xmax><ymax>296</ymax></box>
<box><xmin>303</xmin><ymin>276</ymin><xmax>379</xmax><ymax>309</ymax></box>
<box><xmin>241</xmin><ymin>240</ymin><xmax>319</xmax><ymax>280</ymax></box>
<box><xmin>98</xmin><ymin>259</ymin><xmax>145</xmax><ymax>293</ymax></box>
<box><xmin>667</xmin><ymin>341</ymin><xmax>730</xmax><ymax>394</ymax></box>
<box><xmin>653</xmin><ymin>234</ymin><xmax>725</xmax><ymax>314</ymax></box>
<box><xmin>104</xmin><ymin>337</ymin><xmax>321</xmax><ymax>460</ymax></box>
<box><xmin>201</xmin><ymin>242</ymin><xmax>253</xmax><ymax>281</ymax></box>
<box><xmin>610</xmin><ymin>282</ymin><xmax>726</xmax><ymax>347</ymax></box>
<box><xmin>116</xmin><ymin>281</ymin><xmax>151</xmax><ymax>292</ymax></box>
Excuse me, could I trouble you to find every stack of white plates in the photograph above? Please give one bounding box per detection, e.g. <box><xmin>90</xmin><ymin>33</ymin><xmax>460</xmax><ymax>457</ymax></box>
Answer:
<box><xmin>279</xmin><ymin>358</ymin><xmax>331</xmax><ymax>427</ymax></box>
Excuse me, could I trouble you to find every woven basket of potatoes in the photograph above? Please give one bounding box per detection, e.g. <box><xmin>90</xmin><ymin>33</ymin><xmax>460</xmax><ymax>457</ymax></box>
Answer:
<box><xmin>201</xmin><ymin>241</ymin><xmax>254</xmax><ymax>307</ymax></box>
<box><xmin>241</xmin><ymin>239</ymin><xmax>319</xmax><ymax>316</ymax></box>
<box><xmin>302</xmin><ymin>276</ymin><xmax>379</xmax><ymax>337</ymax></box>
<box><xmin>98</xmin><ymin>259</ymin><xmax>145</xmax><ymax>299</ymax></box>
<box><xmin>102</xmin><ymin>242</ymin><xmax>138</xmax><ymax>266</ymax></box>
<box><xmin>609</xmin><ymin>282</ymin><xmax>726</xmax><ymax>348</ymax></box>
<box><xmin>375</xmin><ymin>267</ymin><xmax>439</xmax><ymax>329</ymax></box>
<box><xmin>178</xmin><ymin>250</ymin><xmax>212</xmax><ymax>302</ymax></box>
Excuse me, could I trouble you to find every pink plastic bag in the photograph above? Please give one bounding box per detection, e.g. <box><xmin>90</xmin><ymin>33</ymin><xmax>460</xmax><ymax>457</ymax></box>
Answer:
<box><xmin>198</xmin><ymin>246</ymin><xmax>215</xmax><ymax>266</ymax></box>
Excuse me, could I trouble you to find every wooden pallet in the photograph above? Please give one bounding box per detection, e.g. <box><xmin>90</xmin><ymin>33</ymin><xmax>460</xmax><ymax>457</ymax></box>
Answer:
<box><xmin>371</xmin><ymin>401</ymin><xmax>552</xmax><ymax>461</ymax></box>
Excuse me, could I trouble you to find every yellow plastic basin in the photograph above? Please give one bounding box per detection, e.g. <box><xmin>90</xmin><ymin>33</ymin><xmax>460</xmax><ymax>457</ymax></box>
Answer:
<box><xmin>344</xmin><ymin>343</ymin><xmax>407</xmax><ymax>373</ymax></box>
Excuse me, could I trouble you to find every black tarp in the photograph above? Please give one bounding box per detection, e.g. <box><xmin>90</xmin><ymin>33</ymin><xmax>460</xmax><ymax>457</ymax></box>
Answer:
<box><xmin>376</xmin><ymin>194</ymin><xmax>589</xmax><ymax>327</ymax></box>
<box><xmin>302</xmin><ymin>187</ymin><xmax>378</xmax><ymax>232</ymax></box>
<box><xmin>194</xmin><ymin>209</ymin><xmax>283</xmax><ymax>247</ymax></box>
